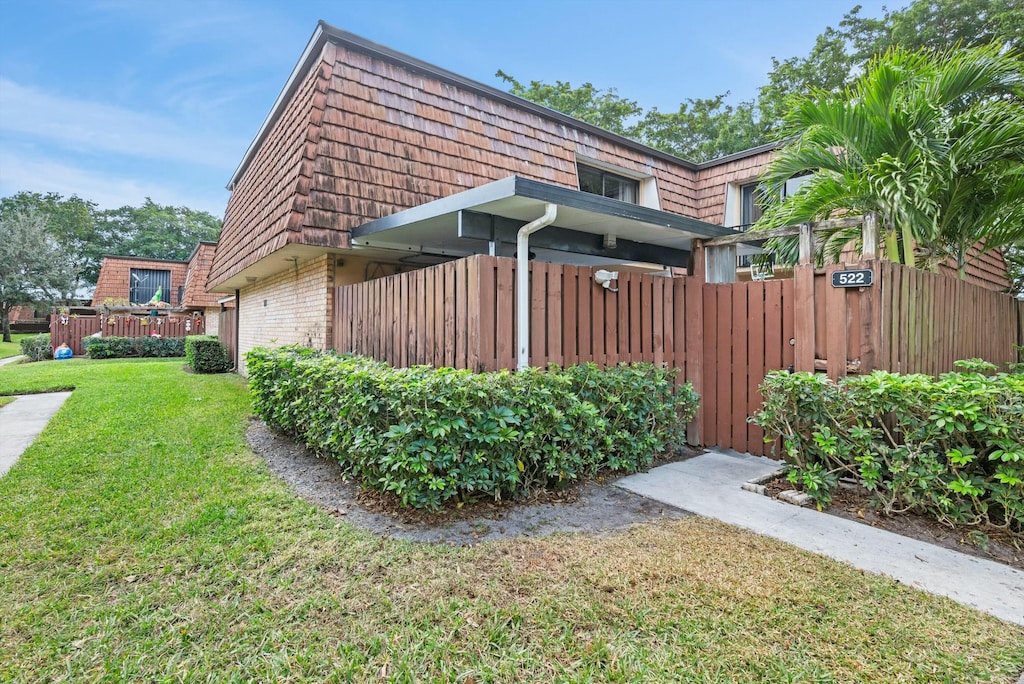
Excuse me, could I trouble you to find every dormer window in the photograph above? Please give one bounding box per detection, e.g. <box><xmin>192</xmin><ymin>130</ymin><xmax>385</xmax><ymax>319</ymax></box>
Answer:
<box><xmin>578</xmin><ymin>165</ymin><xmax>639</xmax><ymax>204</ymax></box>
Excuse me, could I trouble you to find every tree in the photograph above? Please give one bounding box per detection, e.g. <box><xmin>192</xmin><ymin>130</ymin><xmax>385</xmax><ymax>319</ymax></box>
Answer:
<box><xmin>0</xmin><ymin>192</ymin><xmax>101</xmax><ymax>300</ymax></box>
<box><xmin>498</xmin><ymin>0</ymin><xmax>1024</xmax><ymax>163</ymax></box>
<box><xmin>0</xmin><ymin>209</ymin><xmax>78</xmax><ymax>342</ymax></box>
<box><xmin>751</xmin><ymin>44</ymin><xmax>1024</xmax><ymax>275</ymax></box>
<box><xmin>96</xmin><ymin>199</ymin><xmax>221</xmax><ymax>262</ymax></box>
<box><xmin>496</xmin><ymin>70</ymin><xmax>643</xmax><ymax>137</ymax></box>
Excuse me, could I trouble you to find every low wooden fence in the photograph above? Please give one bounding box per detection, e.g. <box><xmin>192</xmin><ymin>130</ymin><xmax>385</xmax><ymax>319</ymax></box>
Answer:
<box><xmin>49</xmin><ymin>313</ymin><xmax>193</xmax><ymax>356</ymax></box>
<box><xmin>218</xmin><ymin>309</ymin><xmax>238</xmax><ymax>369</ymax></box>
<box><xmin>333</xmin><ymin>254</ymin><xmax>1024</xmax><ymax>458</ymax></box>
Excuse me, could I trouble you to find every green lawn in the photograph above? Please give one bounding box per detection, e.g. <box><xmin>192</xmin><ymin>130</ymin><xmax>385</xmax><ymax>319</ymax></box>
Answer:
<box><xmin>0</xmin><ymin>359</ymin><xmax>1022</xmax><ymax>683</ymax></box>
<box><xmin>0</xmin><ymin>333</ymin><xmax>33</xmax><ymax>359</ymax></box>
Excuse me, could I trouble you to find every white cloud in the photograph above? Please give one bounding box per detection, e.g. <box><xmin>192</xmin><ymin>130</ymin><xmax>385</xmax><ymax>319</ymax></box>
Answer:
<box><xmin>0</xmin><ymin>151</ymin><xmax>228</xmax><ymax>217</ymax></box>
<box><xmin>0</xmin><ymin>78</ymin><xmax>246</xmax><ymax>169</ymax></box>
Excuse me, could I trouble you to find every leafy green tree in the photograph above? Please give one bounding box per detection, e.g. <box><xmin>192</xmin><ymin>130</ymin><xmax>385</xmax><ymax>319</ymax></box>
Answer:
<box><xmin>496</xmin><ymin>70</ymin><xmax>643</xmax><ymax>137</ymax></box>
<box><xmin>499</xmin><ymin>0</ymin><xmax>1024</xmax><ymax>163</ymax></box>
<box><xmin>97</xmin><ymin>199</ymin><xmax>220</xmax><ymax>262</ymax></box>
<box><xmin>752</xmin><ymin>44</ymin><xmax>1024</xmax><ymax>275</ymax></box>
<box><xmin>0</xmin><ymin>192</ymin><xmax>101</xmax><ymax>299</ymax></box>
<box><xmin>0</xmin><ymin>209</ymin><xmax>78</xmax><ymax>342</ymax></box>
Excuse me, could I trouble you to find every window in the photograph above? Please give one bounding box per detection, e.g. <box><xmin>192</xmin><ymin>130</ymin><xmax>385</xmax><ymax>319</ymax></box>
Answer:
<box><xmin>730</xmin><ymin>173</ymin><xmax>813</xmax><ymax>231</ymax></box>
<box><xmin>578</xmin><ymin>165</ymin><xmax>639</xmax><ymax>204</ymax></box>
<box><xmin>129</xmin><ymin>268</ymin><xmax>172</xmax><ymax>305</ymax></box>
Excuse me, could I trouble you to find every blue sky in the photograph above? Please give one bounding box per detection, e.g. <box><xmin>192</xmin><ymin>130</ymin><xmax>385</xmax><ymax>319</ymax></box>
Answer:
<box><xmin>0</xmin><ymin>0</ymin><xmax>905</xmax><ymax>219</ymax></box>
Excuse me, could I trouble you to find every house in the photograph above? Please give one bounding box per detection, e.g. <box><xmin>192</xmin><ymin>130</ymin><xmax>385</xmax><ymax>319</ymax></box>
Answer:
<box><xmin>208</xmin><ymin>21</ymin><xmax>1011</xmax><ymax>372</ymax></box>
<box><xmin>92</xmin><ymin>255</ymin><xmax>189</xmax><ymax>307</ymax></box>
<box><xmin>90</xmin><ymin>242</ymin><xmax>227</xmax><ymax>335</ymax></box>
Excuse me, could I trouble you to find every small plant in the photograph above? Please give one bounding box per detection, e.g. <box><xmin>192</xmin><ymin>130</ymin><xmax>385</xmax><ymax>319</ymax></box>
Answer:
<box><xmin>753</xmin><ymin>365</ymin><xmax>1024</xmax><ymax>532</ymax></box>
<box><xmin>19</xmin><ymin>334</ymin><xmax>53</xmax><ymax>362</ymax></box>
<box><xmin>185</xmin><ymin>336</ymin><xmax>232</xmax><ymax>373</ymax></box>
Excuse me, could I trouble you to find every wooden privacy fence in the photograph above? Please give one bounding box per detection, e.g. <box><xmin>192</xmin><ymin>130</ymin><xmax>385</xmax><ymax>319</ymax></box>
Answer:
<box><xmin>218</xmin><ymin>309</ymin><xmax>238</xmax><ymax>369</ymax></box>
<box><xmin>333</xmin><ymin>254</ymin><xmax>1024</xmax><ymax>458</ymax></box>
<box><xmin>49</xmin><ymin>313</ymin><xmax>196</xmax><ymax>356</ymax></box>
<box><xmin>334</xmin><ymin>254</ymin><xmax>703</xmax><ymax>378</ymax></box>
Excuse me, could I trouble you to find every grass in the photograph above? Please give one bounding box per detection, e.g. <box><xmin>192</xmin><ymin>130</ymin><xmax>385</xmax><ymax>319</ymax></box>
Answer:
<box><xmin>0</xmin><ymin>333</ymin><xmax>33</xmax><ymax>359</ymax></box>
<box><xmin>0</xmin><ymin>358</ymin><xmax>1022</xmax><ymax>683</ymax></box>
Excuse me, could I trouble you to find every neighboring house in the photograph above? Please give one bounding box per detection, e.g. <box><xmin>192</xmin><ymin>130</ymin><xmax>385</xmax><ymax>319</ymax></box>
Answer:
<box><xmin>92</xmin><ymin>256</ymin><xmax>188</xmax><ymax>307</ymax></box>
<box><xmin>208</xmin><ymin>21</ymin><xmax>1011</xmax><ymax>370</ymax></box>
<box><xmin>91</xmin><ymin>243</ymin><xmax>228</xmax><ymax>336</ymax></box>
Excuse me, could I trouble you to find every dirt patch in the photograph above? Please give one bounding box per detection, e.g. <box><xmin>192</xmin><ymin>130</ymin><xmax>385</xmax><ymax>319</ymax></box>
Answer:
<box><xmin>246</xmin><ymin>420</ymin><xmax>692</xmax><ymax>545</ymax></box>
<box><xmin>763</xmin><ymin>474</ymin><xmax>1024</xmax><ymax>571</ymax></box>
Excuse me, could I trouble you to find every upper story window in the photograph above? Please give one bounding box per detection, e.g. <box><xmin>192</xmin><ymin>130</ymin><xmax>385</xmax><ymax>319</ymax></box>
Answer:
<box><xmin>130</xmin><ymin>268</ymin><xmax>172</xmax><ymax>305</ymax></box>
<box><xmin>729</xmin><ymin>173</ymin><xmax>813</xmax><ymax>231</ymax></box>
<box><xmin>578</xmin><ymin>165</ymin><xmax>639</xmax><ymax>204</ymax></box>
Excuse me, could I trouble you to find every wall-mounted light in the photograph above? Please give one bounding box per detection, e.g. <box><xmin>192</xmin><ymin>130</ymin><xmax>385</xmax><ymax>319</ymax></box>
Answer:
<box><xmin>594</xmin><ymin>269</ymin><xmax>619</xmax><ymax>293</ymax></box>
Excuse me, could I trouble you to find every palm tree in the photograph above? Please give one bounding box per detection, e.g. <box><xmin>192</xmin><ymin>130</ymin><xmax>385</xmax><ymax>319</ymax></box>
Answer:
<box><xmin>752</xmin><ymin>43</ymin><xmax>1024</xmax><ymax>274</ymax></box>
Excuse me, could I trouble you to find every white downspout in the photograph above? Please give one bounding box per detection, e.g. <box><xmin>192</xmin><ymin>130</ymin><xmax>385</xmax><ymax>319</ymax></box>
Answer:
<box><xmin>517</xmin><ymin>203</ymin><xmax>557</xmax><ymax>371</ymax></box>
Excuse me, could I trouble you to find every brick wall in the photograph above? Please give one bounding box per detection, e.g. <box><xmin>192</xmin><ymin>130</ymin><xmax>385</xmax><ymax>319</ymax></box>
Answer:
<box><xmin>237</xmin><ymin>254</ymin><xmax>333</xmax><ymax>374</ymax></box>
<box><xmin>92</xmin><ymin>257</ymin><xmax>189</xmax><ymax>306</ymax></box>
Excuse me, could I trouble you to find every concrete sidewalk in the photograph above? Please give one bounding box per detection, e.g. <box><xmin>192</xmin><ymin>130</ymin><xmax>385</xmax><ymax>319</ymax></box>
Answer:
<box><xmin>617</xmin><ymin>449</ymin><xmax>1024</xmax><ymax>627</ymax></box>
<box><xmin>0</xmin><ymin>355</ymin><xmax>25</xmax><ymax>367</ymax></box>
<box><xmin>0</xmin><ymin>392</ymin><xmax>73</xmax><ymax>477</ymax></box>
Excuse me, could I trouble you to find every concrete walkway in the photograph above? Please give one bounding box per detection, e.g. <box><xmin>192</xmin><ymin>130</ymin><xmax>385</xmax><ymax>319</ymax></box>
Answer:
<box><xmin>0</xmin><ymin>392</ymin><xmax>72</xmax><ymax>477</ymax></box>
<box><xmin>617</xmin><ymin>449</ymin><xmax>1024</xmax><ymax>627</ymax></box>
<box><xmin>0</xmin><ymin>355</ymin><xmax>25</xmax><ymax>367</ymax></box>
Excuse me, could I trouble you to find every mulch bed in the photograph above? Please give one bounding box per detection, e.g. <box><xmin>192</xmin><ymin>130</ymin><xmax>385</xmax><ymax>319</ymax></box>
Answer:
<box><xmin>764</xmin><ymin>474</ymin><xmax>1024</xmax><ymax>571</ymax></box>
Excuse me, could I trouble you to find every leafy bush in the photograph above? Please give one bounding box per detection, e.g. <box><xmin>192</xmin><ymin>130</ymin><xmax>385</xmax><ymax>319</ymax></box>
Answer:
<box><xmin>247</xmin><ymin>346</ymin><xmax>698</xmax><ymax>510</ymax></box>
<box><xmin>185</xmin><ymin>335</ymin><xmax>232</xmax><ymax>373</ymax></box>
<box><xmin>753</xmin><ymin>365</ymin><xmax>1024</xmax><ymax>532</ymax></box>
<box><xmin>82</xmin><ymin>335</ymin><xmax>185</xmax><ymax>359</ymax></box>
<box><xmin>19</xmin><ymin>334</ymin><xmax>52</xmax><ymax>362</ymax></box>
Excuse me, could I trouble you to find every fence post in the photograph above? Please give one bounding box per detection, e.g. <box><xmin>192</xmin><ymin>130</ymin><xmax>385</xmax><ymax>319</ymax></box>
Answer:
<box><xmin>862</xmin><ymin>212</ymin><xmax>879</xmax><ymax>260</ymax></box>
<box><xmin>794</xmin><ymin>264</ymin><xmax>816</xmax><ymax>373</ymax></box>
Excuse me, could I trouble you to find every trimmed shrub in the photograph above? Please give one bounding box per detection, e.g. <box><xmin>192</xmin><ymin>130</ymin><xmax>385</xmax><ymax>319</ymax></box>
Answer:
<box><xmin>185</xmin><ymin>335</ymin><xmax>232</xmax><ymax>373</ymax></box>
<box><xmin>753</xmin><ymin>364</ymin><xmax>1024</xmax><ymax>531</ymax></box>
<box><xmin>20</xmin><ymin>334</ymin><xmax>52</xmax><ymax>362</ymax></box>
<box><xmin>82</xmin><ymin>335</ymin><xmax>185</xmax><ymax>359</ymax></box>
<box><xmin>247</xmin><ymin>346</ymin><xmax>698</xmax><ymax>510</ymax></box>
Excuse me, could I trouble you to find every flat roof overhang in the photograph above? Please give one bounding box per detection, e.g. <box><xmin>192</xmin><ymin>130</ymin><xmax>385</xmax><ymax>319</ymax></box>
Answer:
<box><xmin>350</xmin><ymin>176</ymin><xmax>761</xmax><ymax>269</ymax></box>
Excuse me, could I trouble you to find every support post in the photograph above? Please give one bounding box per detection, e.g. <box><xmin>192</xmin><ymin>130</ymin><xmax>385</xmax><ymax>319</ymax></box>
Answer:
<box><xmin>706</xmin><ymin>245</ymin><xmax>737</xmax><ymax>283</ymax></box>
<box><xmin>862</xmin><ymin>212</ymin><xmax>879</xmax><ymax>260</ymax></box>
<box><xmin>798</xmin><ymin>222</ymin><xmax>814</xmax><ymax>266</ymax></box>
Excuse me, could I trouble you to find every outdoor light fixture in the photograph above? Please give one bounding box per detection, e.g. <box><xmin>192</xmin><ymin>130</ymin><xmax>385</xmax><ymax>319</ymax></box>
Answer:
<box><xmin>594</xmin><ymin>269</ymin><xmax>619</xmax><ymax>292</ymax></box>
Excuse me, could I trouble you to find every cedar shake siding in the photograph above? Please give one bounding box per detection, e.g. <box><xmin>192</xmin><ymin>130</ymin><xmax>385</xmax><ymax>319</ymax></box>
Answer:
<box><xmin>211</xmin><ymin>21</ymin><xmax>1012</xmax><ymax>296</ymax></box>
<box><xmin>91</xmin><ymin>256</ymin><xmax>188</xmax><ymax>307</ymax></box>
<box><xmin>694</xmin><ymin>149</ymin><xmax>777</xmax><ymax>226</ymax></box>
<box><xmin>181</xmin><ymin>242</ymin><xmax>222</xmax><ymax>310</ymax></box>
<box><xmin>210</xmin><ymin>23</ymin><xmax>706</xmax><ymax>290</ymax></box>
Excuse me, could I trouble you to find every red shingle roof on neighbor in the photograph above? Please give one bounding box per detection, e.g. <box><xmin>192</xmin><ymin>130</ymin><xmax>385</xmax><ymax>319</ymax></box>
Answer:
<box><xmin>91</xmin><ymin>256</ymin><xmax>188</xmax><ymax>307</ymax></box>
<box><xmin>180</xmin><ymin>241</ymin><xmax>222</xmax><ymax>309</ymax></box>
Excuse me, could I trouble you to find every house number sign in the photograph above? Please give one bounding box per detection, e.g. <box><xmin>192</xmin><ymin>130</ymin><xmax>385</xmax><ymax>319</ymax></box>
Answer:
<box><xmin>831</xmin><ymin>269</ymin><xmax>874</xmax><ymax>288</ymax></box>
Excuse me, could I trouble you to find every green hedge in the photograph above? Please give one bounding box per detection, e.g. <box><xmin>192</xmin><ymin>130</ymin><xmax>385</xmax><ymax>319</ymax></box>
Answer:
<box><xmin>20</xmin><ymin>334</ymin><xmax>52</xmax><ymax>362</ymax></box>
<box><xmin>185</xmin><ymin>335</ymin><xmax>232</xmax><ymax>373</ymax></box>
<box><xmin>82</xmin><ymin>335</ymin><xmax>186</xmax><ymax>359</ymax></box>
<box><xmin>247</xmin><ymin>346</ymin><xmax>698</xmax><ymax>510</ymax></box>
<box><xmin>752</xmin><ymin>363</ymin><xmax>1024</xmax><ymax>532</ymax></box>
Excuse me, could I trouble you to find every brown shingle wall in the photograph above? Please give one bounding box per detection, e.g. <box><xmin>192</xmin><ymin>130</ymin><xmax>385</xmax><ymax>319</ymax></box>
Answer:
<box><xmin>694</xmin><ymin>150</ymin><xmax>775</xmax><ymax>225</ymax></box>
<box><xmin>305</xmin><ymin>45</ymin><xmax>699</xmax><ymax>233</ymax></box>
<box><xmin>209</xmin><ymin>49</ymin><xmax>334</xmax><ymax>288</ymax></box>
<box><xmin>91</xmin><ymin>257</ymin><xmax>188</xmax><ymax>306</ymax></box>
<box><xmin>939</xmin><ymin>246</ymin><xmax>1011</xmax><ymax>292</ymax></box>
<box><xmin>181</xmin><ymin>243</ymin><xmax>222</xmax><ymax>309</ymax></box>
<box><xmin>213</xmin><ymin>40</ymin><xmax>703</xmax><ymax>287</ymax></box>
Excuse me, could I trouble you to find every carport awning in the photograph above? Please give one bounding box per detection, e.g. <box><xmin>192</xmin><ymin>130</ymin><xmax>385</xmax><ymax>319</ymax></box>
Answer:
<box><xmin>350</xmin><ymin>176</ymin><xmax>760</xmax><ymax>268</ymax></box>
